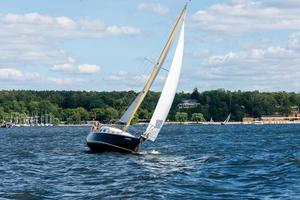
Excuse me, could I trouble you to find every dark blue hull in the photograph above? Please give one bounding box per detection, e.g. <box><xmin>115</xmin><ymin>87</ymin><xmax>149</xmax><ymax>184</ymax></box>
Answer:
<box><xmin>86</xmin><ymin>132</ymin><xmax>141</xmax><ymax>153</ymax></box>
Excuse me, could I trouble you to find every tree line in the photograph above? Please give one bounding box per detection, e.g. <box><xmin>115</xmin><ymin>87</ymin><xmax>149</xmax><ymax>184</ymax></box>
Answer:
<box><xmin>0</xmin><ymin>89</ymin><xmax>299</xmax><ymax>124</ymax></box>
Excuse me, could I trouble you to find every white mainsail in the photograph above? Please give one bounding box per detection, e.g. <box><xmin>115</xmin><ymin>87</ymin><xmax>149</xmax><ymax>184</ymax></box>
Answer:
<box><xmin>119</xmin><ymin>4</ymin><xmax>188</xmax><ymax>128</ymax></box>
<box><xmin>143</xmin><ymin>22</ymin><xmax>185</xmax><ymax>141</ymax></box>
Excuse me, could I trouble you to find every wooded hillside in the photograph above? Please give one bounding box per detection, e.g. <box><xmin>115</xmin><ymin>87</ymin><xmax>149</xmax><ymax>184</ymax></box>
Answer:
<box><xmin>0</xmin><ymin>89</ymin><xmax>299</xmax><ymax>123</ymax></box>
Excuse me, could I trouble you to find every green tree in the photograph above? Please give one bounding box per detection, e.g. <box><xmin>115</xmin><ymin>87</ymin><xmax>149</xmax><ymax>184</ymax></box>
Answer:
<box><xmin>0</xmin><ymin>106</ymin><xmax>4</xmax><ymax>123</ymax></box>
<box><xmin>131</xmin><ymin>114</ymin><xmax>139</xmax><ymax>125</ymax></box>
<box><xmin>104</xmin><ymin>107</ymin><xmax>118</xmax><ymax>123</ymax></box>
<box><xmin>191</xmin><ymin>113</ymin><xmax>205</xmax><ymax>122</ymax></box>
<box><xmin>175</xmin><ymin>112</ymin><xmax>188</xmax><ymax>122</ymax></box>
<box><xmin>138</xmin><ymin>109</ymin><xmax>150</xmax><ymax>120</ymax></box>
<box><xmin>1</xmin><ymin>90</ymin><xmax>300</xmax><ymax>124</ymax></box>
<box><xmin>75</xmin><ymin>107</ymin><xmax>90</xmax><ymax>121</ymax></box>
<box><xmin>28</xmin><ymin>101</ymin><xmax>40</xmax><ymax>115</ymax></box>
<box><xmin>191</xmin><ymin>88</ymin><xmax>200</xmax><ymax>101</ymax></box>
<box><xmin>71</xmin><ymin>112</ymin><xmax>81</xmax><ymax>124</ymax></box>
<box><xmin>92</xmin><ymin>107</ymin><xmax>118</xmax><ymax>123</ymax></box>
<box><xmin>38</xmin><ymin>100</ymin><xmax>58</xmax><ymax>115</ymax></box>
<box><xmin>91</xmin><ymin>108</ymin><xmax>105</xmax><ymax>122</ymax></box>
<box><xmin>52</xmin><ymin>117</ymin><xmax>60</xmax><ymax>125</ymax></box>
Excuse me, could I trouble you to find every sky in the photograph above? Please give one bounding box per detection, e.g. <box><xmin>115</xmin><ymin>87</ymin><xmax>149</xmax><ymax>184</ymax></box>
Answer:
<box><xmin>1</xmin><ymin>0</ymin><xmax>300</xmax><ymax>92</ymax></box>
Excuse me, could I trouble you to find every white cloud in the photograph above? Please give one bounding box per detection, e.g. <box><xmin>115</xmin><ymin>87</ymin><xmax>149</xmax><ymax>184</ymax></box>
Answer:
<box><xmin>105</xmin><ymin>25</ymin><xmax>141</xmax><ymax>36</ymax></box>
<box><xmin>288</xmin><ymin>32</ymin><xmax>300</xmax><ymax>49</ymax></box>
<box><xmin>0</xmin><ymin>12</ymin><xmax>137</xmax><ymax>85</ymax></box>
<box><xmin>190</xmin><ymin>0</ymin><xmax>300</xmax><ymax>34</ymax></box>
<box><xmin>0</xmin><ymin>12</ymin><xmax>141</xmax><ymax>38</ymax></box>
<box><xmin>133</xmin><ymin>74</ymin><xmax>149</xmax><ymax>83</ymax></box>
<box><xmin>0</xmin><ymin>36</ymin><xmax>68</xmax><ymax>66</ymax></box>
<box><xmin>262</xmin><ymin>0</ymin><xmax>300</xmax><ymax>9</ymax></box>
<box><xmin>0</xmin><ymin>68</ymin><xmax>39</xmax><ymax>80</ymax></box>
<box><xmin>104</xmin><ymin>70</ymin><xmax>166</xmax><ymax>91</ymax></box>
<box><xmin>51</xmin><ymin>63</ymin><xmax>75</xmax><ymax>73</ymax></box>
<box><xmin>133</xmin><ymin>74</ymin><xmax>166</xmax><ymax>84</ymax></box>
<box><xmin>47</xmin><ymin>77</ymin><xmax>84</xmax><ymax>85</ymax></box>
<box><xmin>189</xmin><ymin>34</ymin><xmax>300</xmax><ymax>91</ymax></box>
<box><xmin>107</xmin><ymin>75</ymin><xmax>122</xmax><ymax>81</ymax></box>
<box><xmin>118</xmin><ymin>71</ymin><xmax>128</xmax><ymax>76</ymax></box>
<box><xmin>138</xmin><ymin>3</ymin><xmax>169</xmax><ymax>15</ymax></box>
<box><xmin>106</xmin><ymin>71</ymin><xmax>128</xmax><ymax>81</ymax></box>
<box><xmin>206</xmin><ymin>46</ymin><xmax>292</xmax><ymax>65</ymax></box>
<box><xmin>78</xmin><ymin>64</ymin><xmax>100</xmax><ymax>74</ymax></box>
<box><xmin>207</xmin><ymin>52</ymin><xmax>240</xmax><ymax>65</ymax></box>
<box><xmin>51</xmin><ymin>62</ymin><xmax>100</xmax><ymax>74</ymax></box>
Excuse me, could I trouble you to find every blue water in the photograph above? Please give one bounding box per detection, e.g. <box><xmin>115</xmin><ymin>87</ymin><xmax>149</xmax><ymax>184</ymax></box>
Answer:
<box><xmin>0</xmin><ymin>125</ymin><xmax>300</xmax><ymax>199</ymax></box>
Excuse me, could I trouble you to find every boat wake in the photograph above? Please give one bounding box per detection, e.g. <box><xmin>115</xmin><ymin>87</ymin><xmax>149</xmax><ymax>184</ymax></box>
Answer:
<box><xmin>137</xmin><ymin>150</ymin><xmax>161</xmax><ymax>155</ymax></box>
<box><xmin>189</xmin><ymin>155</ymin><xmax>220</xmax><ymax>162</ymax></box>
<box><xmin>138</xmin><ymin>151</ymin><xmax>219</xmax><ymax>165</ymax></box>
<box><xmin>149</xmin><ymin>150</ymin><xmax>160</xmax><ymax>155</ymax></box>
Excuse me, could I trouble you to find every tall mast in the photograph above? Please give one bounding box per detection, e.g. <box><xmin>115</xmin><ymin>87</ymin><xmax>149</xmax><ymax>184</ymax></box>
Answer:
<box><xmin>123</xmin><ymin>3</ymin><xmax>188</xmax><ymax>131</ymax></box>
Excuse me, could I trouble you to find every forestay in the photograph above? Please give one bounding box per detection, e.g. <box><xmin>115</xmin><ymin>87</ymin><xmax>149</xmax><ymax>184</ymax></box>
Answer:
<box><xmin>143</xmin><ymin>22</ymin><xmax>185</xmax><ymax>141</ymax></box>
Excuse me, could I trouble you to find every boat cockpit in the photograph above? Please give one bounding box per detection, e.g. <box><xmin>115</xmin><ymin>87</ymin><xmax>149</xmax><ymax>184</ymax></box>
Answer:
<box><xmin>91</xmin><ymin>122</ymin><xmax>135</xmax><ymax>137</ymax></box>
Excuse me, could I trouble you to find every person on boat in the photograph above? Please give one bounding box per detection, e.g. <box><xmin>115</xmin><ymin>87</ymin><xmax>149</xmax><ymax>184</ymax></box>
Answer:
<box><xmin>92</xmin><ymin>121</ymin><xmax>101</xmax><ymax>132</ymax></box>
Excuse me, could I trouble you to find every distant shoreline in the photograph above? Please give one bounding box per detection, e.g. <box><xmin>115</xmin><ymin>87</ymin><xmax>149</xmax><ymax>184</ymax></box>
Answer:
<box><xmin>56</xmin><ymin>122</ymin><xmax>300</xmax><ymax>127</ymax></box>
<box><xmin>4</xmin><ymin>121</ymin><xmax>300</xmax><ymax>128</ymax></box>
<box><xmin>145</xmin><ymin>121</ymin><xmax>300</xmax><ymax>125</ymax></box>
<box><xmin>48</xmin><ymin>121</ymin><xmax>300</xmax><ymax>126</ymax></box>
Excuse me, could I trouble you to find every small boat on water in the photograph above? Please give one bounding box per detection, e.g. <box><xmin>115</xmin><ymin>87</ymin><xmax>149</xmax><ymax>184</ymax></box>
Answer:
<box><xmin>221</xmin><ymin>113</ymin><xmax>231</xmax><ymax>125</ymax></box>
<box><xmin>1</xmin><ymin>122</ymin><xmax>13</xmax><ymax>128</ymax></box>
<box><xmin>207</xmin><ymin>117</ymin><xmax>215</xmax><ymax>125</ymax></box>
<box><xmin>252</xmin><ymin>120</ymin><xmax>264</xmax><ymax>125</ymax></box>
<box><xmin>86</xmin><ymin>3</ymin><xmax>188</xmax><ymax>153</ymax></box>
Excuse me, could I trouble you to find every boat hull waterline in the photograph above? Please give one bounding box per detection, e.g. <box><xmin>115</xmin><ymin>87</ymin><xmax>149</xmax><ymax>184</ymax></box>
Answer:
<box><xmin>86</xmin><ymin>132</ymin><xmax>141</xmax><ymax>153</ymax></box>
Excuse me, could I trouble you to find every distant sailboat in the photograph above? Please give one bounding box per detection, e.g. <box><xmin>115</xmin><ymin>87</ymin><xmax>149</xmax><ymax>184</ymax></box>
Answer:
<box><xmin>221</xmin><ymin>113</ymin><xmax>231</xmax><ymax>125</ymax></box>
<box><xmin>207</xmin><ymin>117</ymin><xmax>214</xmax><ymax>125</ymax></box>
<box><xmin>86</xmin><ymin>3</ymin><xmax>188</xmax><ymax>153</ymax></box>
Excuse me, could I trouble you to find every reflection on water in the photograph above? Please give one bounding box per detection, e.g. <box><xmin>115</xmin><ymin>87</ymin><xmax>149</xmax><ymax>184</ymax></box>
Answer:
<box><xmin>0</xmin><ymin>125</ymin><xmax>300</xmax><ymax>199</ymax></box>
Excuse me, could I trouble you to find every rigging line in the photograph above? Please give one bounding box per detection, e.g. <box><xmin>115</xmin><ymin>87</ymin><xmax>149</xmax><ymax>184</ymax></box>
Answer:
<box><xmin>144</xmin><ymin>57</ymin><xmax>169</xmax><ymax>72</ymax></box>
<box><xmin>144</xmin><ymin>57</ymin><xmax>155</xmax><ymax>65</ymax></box>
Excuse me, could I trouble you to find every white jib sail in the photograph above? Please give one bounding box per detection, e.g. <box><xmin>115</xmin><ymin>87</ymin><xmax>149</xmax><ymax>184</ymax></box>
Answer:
<box><xmin>144</xmin><ymin>22</ymin><xmax>185</xmax><ymax>141</ymax></box>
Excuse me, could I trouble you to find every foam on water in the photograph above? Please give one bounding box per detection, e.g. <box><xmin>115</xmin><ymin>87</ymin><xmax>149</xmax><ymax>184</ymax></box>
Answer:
<box><xmin>149</xmin><ymin>150</ymin><xmax>160</xmax><ymax>155</ymax></box>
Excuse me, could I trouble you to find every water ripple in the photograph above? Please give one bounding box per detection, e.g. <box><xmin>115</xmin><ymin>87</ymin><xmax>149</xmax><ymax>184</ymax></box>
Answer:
<box><xmin>0</xmin><ymin>125</ymin><xmax>300</xmax><ymax>199</ymax></box>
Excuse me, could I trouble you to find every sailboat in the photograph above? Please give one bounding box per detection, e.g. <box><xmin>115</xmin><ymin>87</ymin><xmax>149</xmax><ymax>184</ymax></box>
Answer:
<box><xmin>86</xmin><ymin>3</ymin><xmax>188</xmax><ymax>153</ymax></box>
<box><xmin>207</xmin><ymin>117</ymin><xmax>214</xmax><ymax>125</ymax></box>
<box><xmin>221</xmin><ymin>113</ymin><xmax>231</xmax><ymax>125</ymax></box>
<box><xmin>221</xmin><ymin>93</ymin><xmax>232</xmax><ymax>125</ymax></box>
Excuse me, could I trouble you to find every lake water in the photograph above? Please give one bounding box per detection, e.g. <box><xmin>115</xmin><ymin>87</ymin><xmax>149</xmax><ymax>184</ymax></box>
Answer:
<box><xmin>0</xmin><ymin>125</ymin><xmax>300</xmax><ymax>199</ymax></box>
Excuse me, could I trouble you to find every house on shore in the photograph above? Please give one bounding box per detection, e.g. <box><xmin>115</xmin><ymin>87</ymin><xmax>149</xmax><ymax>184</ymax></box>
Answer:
<box><xmin>243</xmin><ymin>106</ymin><xmax>300</xmax><ymax>123</ymax></box>
<box><xmin>177</xmin><ymin>99</ymin><xmax>200</xmax><ymax>109</ymax></box>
